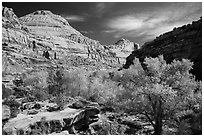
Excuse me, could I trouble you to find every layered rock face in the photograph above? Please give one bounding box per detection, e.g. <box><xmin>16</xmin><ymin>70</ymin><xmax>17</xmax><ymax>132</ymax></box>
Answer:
<box><xmin>2</xmin><ymin>6</ymin><xmax>33</xmax><ymax>88</ymax></box>
<box><xmin>2</xmin><ymin>7</ymin><xmax>29</xmax><ymax>45</ymax></box>
<box><xmin>114</xmin><ymin>38</ymin><xmax>139</xmax><ymax>52</ymax></box>
<box><xmin>19</xmin><ymin>9</ymin><xmax>135</xmax><ymax>66</ymax></box>
<box><xmin>2</xmin><ymin>6</ymin><xmax>22</xmax><ymax>29</ymax></box>
<box><xmin>107</xmin><ymin>38</ymin><xmax>139</xmax><ymax>64</ymax></box>
<box><xmin>124</xmin><ymin>18</ymin><xmax>202</xmax><ymax>80</ymax></box>
<box><xmin>19</xmin><ymin>10</ymin><xmax>98</xmax><ymax>65</ymax></box>
<box><xmin>2</xmin><ymin>7</ymin><xmax>135</xmax><ymax>89</ymax></box>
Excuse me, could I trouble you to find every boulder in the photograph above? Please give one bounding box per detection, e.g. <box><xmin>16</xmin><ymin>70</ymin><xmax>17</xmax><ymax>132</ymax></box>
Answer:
<box><xmin>3</xmin><ymin>108</ymin><xmax>85</xmax><ymax>135</ymax></box>
<box><xmin>68</xmin><ymin>100</ymin><xmax>84</xmax><ymax>109</ymax></box>
<box><xmin>27</xmin><ymin>109</ymin><xmax>39</xmax><ymax>115</ymax></box>
<box><xmin>2</xmin><ymin>105</ymin><xmax>11</xmax><ymax>121</ymax></box>
<box><xmin>46</xmin><ymin>103</ymin><xmax>59</xmax><ymax>112</ymax></box>
<box><xmin>85</xmin><ymin>106</ymin><xmax>100</xmax><ymax>125</ymax></box>
<box><xmin>21</xmin><ymin>102</ymin><xmax>42</xmax><ymax>110</ymax></box>
<box><xmin>50</xmin><ymin>130</ymin><xmax>69</xmax><ymax>135</ymax></box>
<box><xmin>85</xmin><ymin>106</ymin><xmax>100</xmax><ymax>117</ymax></box>
<box><xmin>66</xmin><ymin>96</ymin><xmax>100</xmax><ymax>110</ymax></box>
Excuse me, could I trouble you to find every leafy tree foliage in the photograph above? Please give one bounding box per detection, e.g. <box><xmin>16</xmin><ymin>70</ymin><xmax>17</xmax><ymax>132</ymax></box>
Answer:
<box><xmin>86</xmin><ymin>70</ymin><xmax>119</xmax><ymax>104</ymax></box>
<box><xmin>111</xmin><ymin>55</ymin><xmax>201</xmax><ymax>135</ymax></box>
<box><xmin>47</xmin><ymin>68</ymin><xmax>120</xmax><ymax>107</ymax></box>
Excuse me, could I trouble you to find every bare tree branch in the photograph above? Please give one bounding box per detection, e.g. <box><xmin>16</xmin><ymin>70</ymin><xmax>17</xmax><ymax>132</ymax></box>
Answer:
<box><xmin>143</xmin><ymin>111</ymin><xmax>155</xmax><ymax>128</ymax></box>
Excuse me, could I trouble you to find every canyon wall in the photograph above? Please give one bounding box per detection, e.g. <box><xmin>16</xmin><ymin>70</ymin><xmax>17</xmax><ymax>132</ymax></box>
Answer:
<box><xmin>124</xmin><ymin>18</ymin><xmax>202</xmax><ymax>80</ymax></box>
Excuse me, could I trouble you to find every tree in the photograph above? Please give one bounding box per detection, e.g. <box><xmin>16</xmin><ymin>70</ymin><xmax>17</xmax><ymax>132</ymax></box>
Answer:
<box><xmin>47</xmin><ymin>68</ymin><xmax>90</xmax><ymax>108</ymax></box>
<box><xmin>112</xmin><ymin>55</ymin><xmax>200</xmax><ymax>135</ymax></box>
<box><xmin>47</xmin><ymin>67</ymin><xmax>65</xmax><ymax>109</ymax></box>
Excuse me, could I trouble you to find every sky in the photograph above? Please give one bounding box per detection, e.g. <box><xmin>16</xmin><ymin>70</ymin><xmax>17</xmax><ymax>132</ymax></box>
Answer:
<box><xmin>2</xmin><ymin>2</ymin><xmax>202</xmax><ymax>46</ymax></box>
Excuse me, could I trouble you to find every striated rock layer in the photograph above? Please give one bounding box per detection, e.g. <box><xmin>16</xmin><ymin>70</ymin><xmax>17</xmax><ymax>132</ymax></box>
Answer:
<box><xmin>2</xmin><ymin>7</ymin><xmax>136</xmax><ymax>88</ymax></box>
<box><xmin>124</xmin><ymin>18</ymin><xmax>202</xmax><ymax>80</ymax></box>
<box><xmin>19</xmin><ymin>9</ymin><xmax>136</xmax><ymax>66</ymax></box>
<box><xmin>2</xmin><ymin>7</ymin><xmax>136</xmax><ymax>68</ymax></box>
<box><xmin>107</xmin><ymin>38</ymin><xmax>139</xmax><ymax>64</ymax></box>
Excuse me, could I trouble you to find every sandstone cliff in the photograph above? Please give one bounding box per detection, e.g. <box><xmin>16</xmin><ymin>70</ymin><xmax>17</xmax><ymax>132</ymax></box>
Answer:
<box><xmin>2</xmin><ymin>7</ymin><xmax>135</xmax><ymax>88</ymax></box>
<box><xmin>107</xmin><ymin>38</ymin><xmax>139</xmax><ymax>64</ymax></box>
<box><xmin>124</xmin><ymin>18</ymin><xmax>202</xmax><ymax>80</ymax></box>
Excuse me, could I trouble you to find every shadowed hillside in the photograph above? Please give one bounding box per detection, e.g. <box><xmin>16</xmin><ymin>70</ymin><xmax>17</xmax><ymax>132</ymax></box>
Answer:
<box><xmin>124</xmin><ymin>18</ymin><xmax>202</xmax><ymax>80</ymax></box>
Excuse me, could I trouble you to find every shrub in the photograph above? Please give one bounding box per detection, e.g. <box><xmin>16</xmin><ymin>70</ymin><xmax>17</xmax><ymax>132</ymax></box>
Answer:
<box><xmin>91</xmin><ymin>117</ymin><xmax>127</xmax><ymax>135</ymax></box>
<box><xmin>3</xmin><ymin>95</ymin><xmax>21</xmax><ymax>118</ymax></box>
<box><xmin>46</xmin><ymin>68</ymin><xmax>120</xmax><ymax>107</ymax></box>
<box><xmin>29</xmin><ymin>87</ymin><xmax>49</xmax><ymax>101</ymax></box>
<box><xmin>2</xmin><ymin>84</ymin><xmax>14</xmax><ymax>99</ymax></box>
<box><xmin>13</xmin><ymin>87</ymin><xmax>29</xmax><ymax>98</ymax></box>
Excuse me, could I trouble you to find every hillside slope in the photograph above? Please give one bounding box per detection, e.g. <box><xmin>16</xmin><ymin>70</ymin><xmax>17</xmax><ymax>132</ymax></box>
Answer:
<box><xmin>124</xmin><ymin>18</ymin><xmax>202</xmax><ymax>80</ymax></box>
<box><xmin>2</xmin><ymin>7</ymin><xmax>136</xmax><ymax>88</ymax></box>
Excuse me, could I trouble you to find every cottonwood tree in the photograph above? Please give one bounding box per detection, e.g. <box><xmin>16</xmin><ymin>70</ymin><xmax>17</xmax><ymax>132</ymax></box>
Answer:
<box><xmin>112</xmin><ymin>55</ymin><xmax>201</xmax><ymax>135</ymax></box>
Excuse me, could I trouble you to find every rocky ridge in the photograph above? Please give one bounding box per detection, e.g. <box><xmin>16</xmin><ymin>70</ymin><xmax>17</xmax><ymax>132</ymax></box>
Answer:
<box><xmin>124</xmin><ymin>18</ymin><xmax>202</xmax><ymax>80</ymax></box>
<box><xmin>19</xmin><ymin>10</ymin><xmax>136</xmax><ymax>66</ymax></box>
<box><xmin>2</xmin><ymin>6</ymin><xmax>136</xmax><ymax>88</ymax></box>
<box><xmin>107</xmin><ymin>38</ymin><xmax>139</xmax><ymax>62</ymax></box>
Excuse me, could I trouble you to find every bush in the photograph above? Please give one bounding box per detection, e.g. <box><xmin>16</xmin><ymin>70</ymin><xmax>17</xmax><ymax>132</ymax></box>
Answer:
<box><xmin>90</xmin><ymin>116</ymin><xmax>127</xmax><ymax>135</ymax></box>
<box><xmin>2</xmin><ymin>84</ymin><xmax>14</xmax><ymax>99</ymax></box>
<box><xmin>3</xmin><ymin>95</ymin><xmax>20</xmax><ymax>108</ymax></box>
<box><xmin>29</xmin><ymin>88</ymin><xmax>49</xmax><ymax>101</ymax></box>
<box><xmin>86</xmin><ymin>71</ymin><xmax>119</xmax><ymax>104</ymax></box>
<box><xmin>3</xmin><ymin>95</ymin><xmax>21</xmax><ymax>118</ymax></box>
<box><xmin>47</xmin><ymin>68</ymin><xmax>119</xmax><ymax>105</ymax></box>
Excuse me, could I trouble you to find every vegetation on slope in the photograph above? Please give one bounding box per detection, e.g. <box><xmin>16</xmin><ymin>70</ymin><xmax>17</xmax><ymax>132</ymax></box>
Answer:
<box><xmin>2</xmin><ymin>55</ymin><xmax>202</xmax><ymax>135</ymax></box>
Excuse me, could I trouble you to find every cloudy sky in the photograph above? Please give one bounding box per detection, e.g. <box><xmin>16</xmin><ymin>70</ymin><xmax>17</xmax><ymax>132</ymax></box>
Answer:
<box><xmin>3</xmin><ymin>2</ymin><xmax>202</xmax><ymax>46</ymax></box>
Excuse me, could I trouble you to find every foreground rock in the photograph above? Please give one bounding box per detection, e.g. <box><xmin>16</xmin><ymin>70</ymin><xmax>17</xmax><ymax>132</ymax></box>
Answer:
<box><xmin>3</xmin><ymin>107</ymin><xmax>100</xmax><ymax>135</ymax></box>
<box><xmin>2</xmin><ymin>105</ymin><xmax>11</xmax><ymax>121</ymax></box>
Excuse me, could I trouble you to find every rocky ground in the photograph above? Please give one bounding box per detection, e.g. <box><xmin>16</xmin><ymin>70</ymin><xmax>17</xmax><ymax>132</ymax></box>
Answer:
<box><xmin>2</xmin><ymin>95</ymin><xmax>160</xmax><ymax>135</ymax></box>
